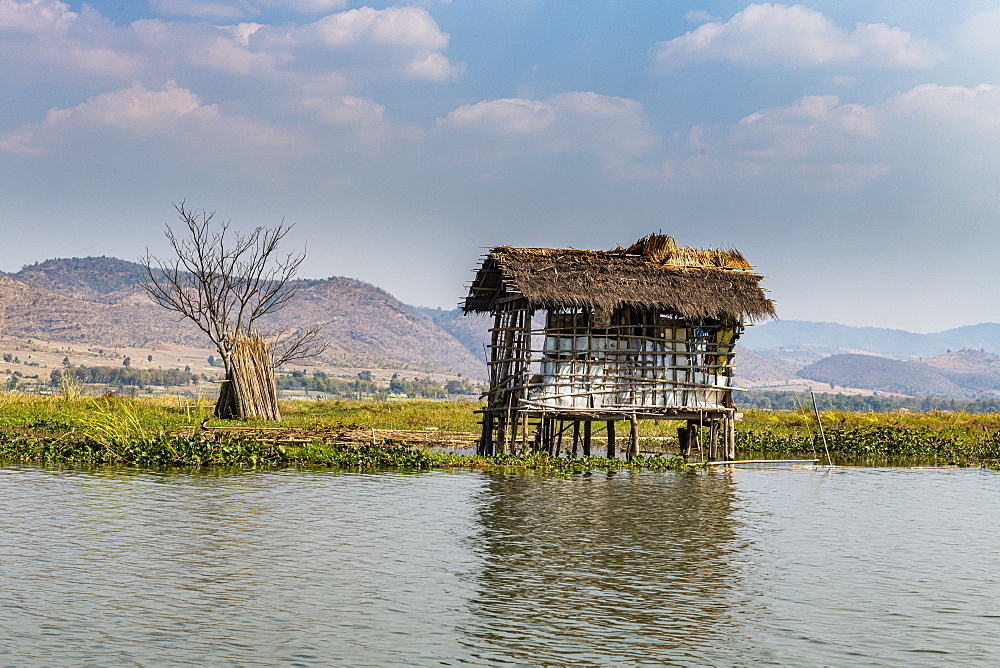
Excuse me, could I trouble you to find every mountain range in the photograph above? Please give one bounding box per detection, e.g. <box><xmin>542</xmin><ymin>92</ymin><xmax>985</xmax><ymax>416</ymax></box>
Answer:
<box><xmin>4</xmin><ymin>257</ymin><xmax>485</xmax><ymax>378</ymax></box>
<box><xmin>740</xmin><ymin>320</ymin><xmax>1000</xmax><ymax>362</ymax></box>
<box><xmin>5</xmin><ymin>257</ymin><xmax>1000</xmax><ymax>398</ymax></box>
<box><xmin>737</xmin><ymin>320</ymin><xmax>1000</xmax><ymax>398</ymax></box>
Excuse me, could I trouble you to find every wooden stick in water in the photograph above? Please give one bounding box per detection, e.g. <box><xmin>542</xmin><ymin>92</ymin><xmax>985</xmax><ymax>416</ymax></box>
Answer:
<box><xmin>810</xmin><ymin>391</ymin><xmax>833</xmax><ymax>467</ymax></box>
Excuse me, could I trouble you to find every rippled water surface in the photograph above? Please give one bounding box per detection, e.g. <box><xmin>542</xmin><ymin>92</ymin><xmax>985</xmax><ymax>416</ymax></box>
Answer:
<box><xmin>1</xmin><ymin>465</ymin><xmax>998</xmax><ymax>665</ymax></box>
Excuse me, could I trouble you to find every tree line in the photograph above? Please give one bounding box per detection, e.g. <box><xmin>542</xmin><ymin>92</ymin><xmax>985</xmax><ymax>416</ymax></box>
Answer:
<box><xmin>51</xmin><ymin>366</ymin><xmax>201</xmax><ymax>389</ymax></box>
<box><xmin>738</xmin><ymin>390</ymin><xmax>1000</xmax><ymax>414</ymax></box>
<box><xmin>277</xmin><ymin>371</ymin><xmax>480</xmax><ymax>399</ymax></box>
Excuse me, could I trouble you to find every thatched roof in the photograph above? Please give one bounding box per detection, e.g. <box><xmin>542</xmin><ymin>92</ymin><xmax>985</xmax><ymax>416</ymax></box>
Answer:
<box><xmin>464</xmin><ymin>234</ymin><xmax>776</xmax><ymax>322</ymax></box>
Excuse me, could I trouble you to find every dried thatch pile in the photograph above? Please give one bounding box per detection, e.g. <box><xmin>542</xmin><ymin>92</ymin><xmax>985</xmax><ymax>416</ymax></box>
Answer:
<box><xmin>464</xmin><ymin>234</ymin><xmax>775</xmax><ymax>322</ymax></box>
<box><xmin>215</xmin><ymin>335</ymin><xmax>280</xmax><ymax>420</ymax></box>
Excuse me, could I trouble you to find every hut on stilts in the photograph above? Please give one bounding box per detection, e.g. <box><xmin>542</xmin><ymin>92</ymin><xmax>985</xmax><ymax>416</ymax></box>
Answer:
<box><xmin>463</xmin><ymin>234</ymin><xmax>776</xmax><ymax>461</ymax></box>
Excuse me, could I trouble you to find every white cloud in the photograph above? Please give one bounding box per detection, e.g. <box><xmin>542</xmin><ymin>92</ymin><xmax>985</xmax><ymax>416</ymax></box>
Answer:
<box><xmin>436</xmin><ymin>92</ymin><xmax>660</xmax><ymax>171</ymax></box>
<box><xmin>291</xmin><ymin>94</ymin><xmax>418</xmax><ymax>149</ymax></box>
<box><xmin>682</xmin><ymin>10</ymin><xmax>720</xmax><ymax>24</ymax></box>
<box><xmin>430</xmin><ymin>83</ymin><xmax>999</xmax><ymax>190</ymax></box>
<box><xmin>149</xmin><ymin>1</ymin><xmax>249</xmax><ymax>19</ymax></box>
<box><xmin>149</xmin><ymin>0</ymin><xmax>348</xmax><ymax>19</ymax></box>
<box><xmin>730</xmin><ymin>94</ymin><xmax>878</xmax><ymax>156</ymax></box>
<box><xmin>0</xmin><ymin>0</ymin><xmax>140</xmax><ymax>80</ymax></box>
<box><xmin>0</xmin><ymin>82</ymin><xmax>300</xmax><ymax>157</ymax></box>
<box><xmin>958</xmin><ymin>8</ymin><xmax>1000</xmax><ymax>51</ymax></box>
<box><xmin>667</xmin><ymin>94</ymin><xmax>884</xmax><ymax>190</ymax></box>
<box><xmin>653</xmin><ymin>3</ymin><xmax>944</xmax><ymax>71</ymax></box>
<box><xmin>885</xmin><ymin>83</ymin><xmax>999</xmax><ymax>128</ymax></box>
<box><xmin>663</xmin><ymin>83</ymin><xmax>999</xmax><ymax>191</ymax></box>
<box><xmin>250</xmin><ymin>6</ymin><xmax>463</xmax><ymax>82</ymax></box>
<box><xmin>0</xmin><ymin>0</ymin><xmax>461</xmax><ymax>94</ymax></box>
<box><xmin>0</xmin><ymin>0</ymin><xmax>464</xmax><ymax>164</ymax></box>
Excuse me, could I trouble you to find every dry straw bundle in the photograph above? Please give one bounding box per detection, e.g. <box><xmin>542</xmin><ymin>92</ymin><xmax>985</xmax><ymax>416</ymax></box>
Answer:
<box><xmin>216</xmin><ymin>334</ymin><xmax>280</xmax><ymax>420</ymax></box>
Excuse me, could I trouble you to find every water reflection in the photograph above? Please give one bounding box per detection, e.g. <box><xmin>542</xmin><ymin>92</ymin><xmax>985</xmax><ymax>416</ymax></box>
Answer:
<box><xmin>463</xmin><ymin>470</ymin><xmax>752</xmax><ymax>664</ymax></box>
<box><xmin>6</xmin><ymin>465</ymin><xmax>997</xmax><ymax>664</ymax></box>
<box><xmin>0</xmin><ymin>467</ymin><xmax>483</xmax><ymax>665</ymax></box>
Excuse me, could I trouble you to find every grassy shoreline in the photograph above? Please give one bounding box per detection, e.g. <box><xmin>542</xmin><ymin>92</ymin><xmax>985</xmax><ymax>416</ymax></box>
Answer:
<box><xmin>1</xmin><ymin>395</ymin><xmax>999</xmax><ymax>470</ymax></box>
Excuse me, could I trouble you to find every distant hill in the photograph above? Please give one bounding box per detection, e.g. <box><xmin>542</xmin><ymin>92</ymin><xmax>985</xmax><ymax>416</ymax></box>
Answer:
<box><xmin>798</xmin><ymin>354</ymin><xmax>965</xmax><ymax>396</ymax></box>
<box><xmin>0</xmin><ymin>272</ymin><xmax>205</xmax><ymax>346</ymax></box>
<box><xmin>741</xmin><ymin>320</ymin><xmax>1000</xmax><ymax>363</ymax></box>
<box><xmin>262</xmin><ymin>281</ymin><xmax>484</xmax><ymax>377</ymax></box>
<box><xmin>732</xmin><ymin>347</ymin><xmax>799</xmax><ymax>383</ymax></box>
<box><xmin>413</xmin><ymin>307</ymin><xmax>491</xmax><ymax>362</ymax></box>
<box><xmin>797</xmin><ymin>350</ymin><xmax>1000</xmax><ymax>397</ymax></box>
<box><xmin>3</xmin><ymin>256</ymin><xmax>486</xmax><ymax>378</ymax></box>
<box><xmin>12</xmin><ymin>259</ymin><xmax>1000</xmax><ymax>391</ymax></box>
<box><xmin>922</xmin><ymin>350</ymin><xmax>1000</xmax><ymax>393</ymax></box>
<box><xmin>14</xmin><ymin>257</ymin><xmax>148</xmax><ymax>304</ymax></box>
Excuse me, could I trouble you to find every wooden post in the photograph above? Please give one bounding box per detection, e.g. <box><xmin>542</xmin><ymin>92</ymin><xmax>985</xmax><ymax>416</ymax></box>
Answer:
<box><xmin>508</xmin><ymin>412</ymin><xmax>517</xmax><ymax>455</ymax></box>
<box><xmin>583</xmin><ymin>420</ymin><xmax>592</xmax><ymax>456</ymax></box>
<box><xmin>628</xmin><ymin>414</ymin><xmax>639</xmax><ymax>461</ymax></box>
<box><xmin>677</xmin><ymin>425</ymin><xmax>689</xmax><ymax>457</ymax></box>
<box><xmin>555</xmin><ymin>420</ymin><xmax>564</xmax><ymax>456</ymax></box>
<box><xmin>496</xmin><ymin>414</ymin><xmax>507</xmax><ymax>456</ymax></box>
<box><xmin>688</xmin><ymin>421</ymin><xmax>700</xmax><ymax>456</ymax></box>
<box><xmin>607</xmin><ymin>420</ymin><xmax>616</xmax><ymax>459</ymax></box>
<box><xmin>572</xmin><ymin>421</ymin><xmax>580</xmax><ymax>457</ymax></box>
<box><xmin>810</xmin><ymin>391</ymin><xmax>834</xmax><ymax>467</ymax></box>
<box><xmin>725</xmin><ymin>416</ymin><xmax>736</xmax><ymax>461</ymax></box>
<box><xmin>709</xmin><ymin>419</ymin><xmax>719</xmax><ymax>461</ymax></box>
<box><xmin>480</xmin><ymin>413</ymin><xmax>493</xmax><ymax>456</ymax></box>
<box><xmin>519</xmin><ymin>413</ymin><xmax>528</xmax><ymax>455</ymax></box>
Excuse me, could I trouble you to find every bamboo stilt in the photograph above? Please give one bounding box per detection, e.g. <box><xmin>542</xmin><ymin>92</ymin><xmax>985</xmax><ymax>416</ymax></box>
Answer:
<box><xmin>725</xmin><ymin>417</ymin><xmax>736</xmax><ymax>461</ymax></box>
<box><xmin>688</xmin><ymin>421</ymin><xmax>700</xmax><ymax>456</ymax></box>
<box><xmin>628</xmin><ymin>414</ymin><xmax>639</xmax><ymax>461</ymax></box>
<box><xmin>709</xmin><ymin>420</ymin><xmax>719</xmax><ymax>461</ymax></box>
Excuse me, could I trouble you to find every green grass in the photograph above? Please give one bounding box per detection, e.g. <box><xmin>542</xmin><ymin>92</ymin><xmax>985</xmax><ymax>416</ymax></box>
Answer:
<box><xmin>282</xmin><ymin>398</ymin><xmax>480</xmax><ymax>431</ymax></box>
<box><xmin>0</xmin><ymin>395</ymin><xmax>693</xmax><ymax>471</ymax></box>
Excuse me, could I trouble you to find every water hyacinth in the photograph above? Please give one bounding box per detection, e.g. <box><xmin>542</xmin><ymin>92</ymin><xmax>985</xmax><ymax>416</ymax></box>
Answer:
<box><xmin>737</xmin><ymin>425</ymin><xmax>1000</xmax><ymax>467</ymax></box>
<box><xmin>1</xmin><ymin>394</ymin><xmax>999</xmax><ymax>469</ymax></box>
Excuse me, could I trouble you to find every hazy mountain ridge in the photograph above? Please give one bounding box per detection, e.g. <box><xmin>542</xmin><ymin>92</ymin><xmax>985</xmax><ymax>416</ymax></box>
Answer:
<box><xmin>740</xmin><ymin>320</ymin><xmax>1000</xmax><ymax>397</ymax></box>
<box><xmin>14</xmin><ymin>257</ymin><xmax>149</xmax><ymax>304</ymax></box>
<box><xmin>741</xmin><ymin>320</ymin><xmax>1000</xmax><ymax>361</ymax></box>
<box><xmin>413</xmin><ymin>307</ymin><xmax>491</xmax><ymax>364</ymax></box>
<box><xmin>797</xmin><ymin>350</ymin><xmax>1000</xmax><ymax>398</ymax></box>
<box><xmin>0</xmin><ymin>272</ymin><xmax>207</xmax><ymax>347</ymax></box>
<box><xmin>731</xmin><ymin>347</ymin><xmax>799</xmax><ymax>383</ymax></box>
<box><xmin>3</xmin><ymin>256</ymin><xmax>485</xmax><ymax>378</ymax></box>
<box><xmin>9</xmin><ymin>259</ymin><xmax>1000</xmax><ymax>395</ymax></box>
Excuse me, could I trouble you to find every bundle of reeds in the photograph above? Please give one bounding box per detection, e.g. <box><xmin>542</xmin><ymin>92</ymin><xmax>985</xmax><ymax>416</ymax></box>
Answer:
<box><xmin>215</xmin><ymin>334</ymin><xmax>280</xmax><ymax>420</ymax></box>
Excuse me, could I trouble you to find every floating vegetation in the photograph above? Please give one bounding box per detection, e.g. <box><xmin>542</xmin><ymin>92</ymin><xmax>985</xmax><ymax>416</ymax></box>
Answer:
<box><xmin>0</xmin><ymin>394</ymin><xmax>999</xmax><ymax>470</ymax></box>
<box><xmin>737</xmin><ymin>426</ymin><xmax>1000</xmax><ymax>467</ymax></box>
<box><xmin>0</xmin><ymin>431</ymin><xmax>693</xmax><ymax>473</ymax></box>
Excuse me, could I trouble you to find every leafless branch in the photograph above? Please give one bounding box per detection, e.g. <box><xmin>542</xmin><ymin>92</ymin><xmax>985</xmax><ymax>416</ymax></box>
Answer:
<box><xmin>140</xmin><ymin>201</ymin><xmax>325</xmax><ymax>368</ymax></box>
<box><xmin>271</xmin><ymin>325</ymin><xmax>330</xmax><ymax>367</ymax></box>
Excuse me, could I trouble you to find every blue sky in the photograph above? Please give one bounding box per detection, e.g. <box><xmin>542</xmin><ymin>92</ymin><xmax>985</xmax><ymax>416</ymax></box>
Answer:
<box><xmin>1</xmin><ymin>1</ymin><xmax>998</xmax><ymax>332</ymax></box>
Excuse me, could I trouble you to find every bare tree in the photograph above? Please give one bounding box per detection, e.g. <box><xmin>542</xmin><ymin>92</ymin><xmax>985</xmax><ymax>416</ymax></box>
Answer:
<box><xmin>141</xmin><ymin>201</ymin><xmax>327</xmax><ymax>419</ymax></box>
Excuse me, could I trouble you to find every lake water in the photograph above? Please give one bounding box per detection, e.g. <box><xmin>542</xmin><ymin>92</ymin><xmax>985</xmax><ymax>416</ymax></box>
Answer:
<box><xmin>1</xmin><ymin>464</ymin><xmax>998</xmax><ymax>665</ymax></box>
